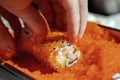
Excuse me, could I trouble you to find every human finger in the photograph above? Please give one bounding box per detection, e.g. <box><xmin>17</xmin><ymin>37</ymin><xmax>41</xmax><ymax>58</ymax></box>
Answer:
<box><xmin>36</xmin><ymin>0</ymin><xmax>66</xmax><ymax>31</ymax></box>
<box><xmin>61</xmin><ymin>0</ymin><xmax>80</xmax><ymax>41</ymax></box>
<box><xmin>78</xmin><ymin>0</ymin><xmax>88</xmax><ymax>38</ymax></box>
<box><xmin>51</xmin><ymin>0</ymin><xmax>67</xmax><ymax>31</ymax></box>
<box><xmin>0</xmin><ymin>6</ymin><xmax>22</xmax><ymax>43</ymax></box>
<box><xmin>14</xmin><ymin>6</ymin><xmax>48</xmax><ymax>42</ymax></box>
<box><xmin>0</xmin><ymin>0</ymin><xmax>48</xmax><ymax>42</ymax></box>
<box><xmin>35</xmin><ymin>0</ymin><xmax>55</xmax><ymax>28</ymax></box>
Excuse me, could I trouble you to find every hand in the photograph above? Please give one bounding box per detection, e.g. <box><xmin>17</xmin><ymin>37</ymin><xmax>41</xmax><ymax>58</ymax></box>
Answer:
<box><xmin>0</xmin><ymin>0</ymin><xmax>48</xmax><ymax>60</ymax></box>
<box><xmin>35</xmin><ymin>0</ymin><xmax>88</xmax><ymax>40</ymax></box>
<box><xmin>0</xmin><ymin>0</ymin><xmax>88</xmax><ymax>60</ymax></box>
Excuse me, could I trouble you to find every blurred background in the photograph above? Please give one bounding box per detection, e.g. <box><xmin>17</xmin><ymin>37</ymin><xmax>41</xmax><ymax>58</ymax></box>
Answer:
<box><xmin>88</xmin><ymin>0</ymin><xmax>120</xmax><ymax>30</ymax></box>
<box><xmin>89</xmin><ymin>0</ymin><xmax>120</xmax><ymax>15</ymax></box>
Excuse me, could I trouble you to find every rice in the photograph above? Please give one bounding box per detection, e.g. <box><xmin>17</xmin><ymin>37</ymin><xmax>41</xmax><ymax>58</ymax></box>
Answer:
<box><xmin>37</xmin><ymin>36</ymin><xmax>81</xmax><ymax>71</ymax></box>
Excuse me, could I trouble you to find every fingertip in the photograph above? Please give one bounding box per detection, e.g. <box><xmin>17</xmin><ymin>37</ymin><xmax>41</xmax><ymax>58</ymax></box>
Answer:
<box><xmin>78</xmin><ymin>23</ymin><xmax>87</xmax><ymax>39</ymax></box>
<box><xmin>61</xmin><ymin>0</ymin><xmax>81</xmax><ymax>41</ymax></box>
<box><xmin>66</xmin><ymin>32</ymin><xmax>79</xmax><ymax>43</ymax></box>
<box><xmin>79</xmin><ymin>33</ymin><xmax>83</xmax><ymax>39</ymax></box>
<box><xmin>78</xmin><ymin>29</ymin><xmax>85</xmax><ymax>39</ymax></box>
<box><xmin>78</xmin><ymin>0</ymin><xmax>88</xmax><ymax>39</ymax></box>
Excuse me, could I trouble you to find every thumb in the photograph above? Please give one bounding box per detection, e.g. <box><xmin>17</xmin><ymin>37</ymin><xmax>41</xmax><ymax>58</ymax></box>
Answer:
<box><xmin>0</xmin><ymin>0</ymin><xmax>48</xmax><ymax>42</ymax></box>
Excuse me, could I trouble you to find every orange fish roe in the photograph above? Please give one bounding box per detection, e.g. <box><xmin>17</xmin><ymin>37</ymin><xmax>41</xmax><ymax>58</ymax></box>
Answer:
<box><xmin>5</xmin><ymin>22</ymin><xmax>120</xmax><ymax>80</ymax></box>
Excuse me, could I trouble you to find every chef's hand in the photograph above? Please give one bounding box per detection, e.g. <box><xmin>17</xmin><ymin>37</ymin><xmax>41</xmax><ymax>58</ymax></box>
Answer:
<box><xmin>36</xmin><ymin>0</ymin><xmax>88</xmax><ymax>40</ymax></box>
<box><xmin>0</xmin><ymin>0</ymin><xmax>88</xmax><ymax>60</ymax></box>
<box><xmin>59</xmin><ymin>0</ymin><xmax>88</xmax><ymax>40</ymax></box>
<box><xmin>0</xmin><ymin>0</ymin><xmax>48</xmax><ymax>60</ymax></box>
<box><xmin>0</xmin><ymin>0</ymin><xmax>88</xmax><ymax>41</ymax></box>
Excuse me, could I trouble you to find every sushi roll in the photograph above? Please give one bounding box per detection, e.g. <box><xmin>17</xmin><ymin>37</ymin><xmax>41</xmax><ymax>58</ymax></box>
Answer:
<box><xmin>33</xmin><ymin>32</ymin><xmax>82</xmax><ymax>71</ymax></box>
<box><xmin>18</xmin><ymin>27</ymin><xmax>82</xmax><ymax>72</ymax></box>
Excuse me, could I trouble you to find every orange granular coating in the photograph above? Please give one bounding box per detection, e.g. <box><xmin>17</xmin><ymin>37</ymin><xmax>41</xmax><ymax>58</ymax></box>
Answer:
<box><xmin>5</xmin><ymin>22</ymin><xmax>120</xmax><ymax>80</ymax></box>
